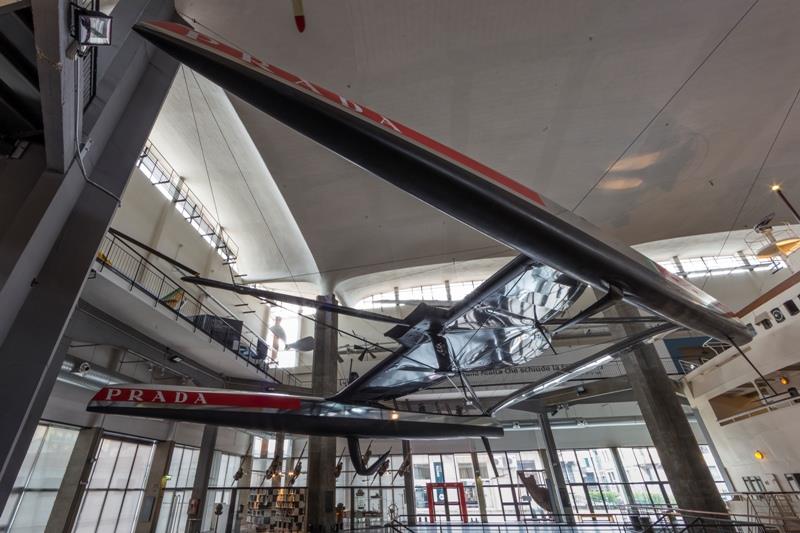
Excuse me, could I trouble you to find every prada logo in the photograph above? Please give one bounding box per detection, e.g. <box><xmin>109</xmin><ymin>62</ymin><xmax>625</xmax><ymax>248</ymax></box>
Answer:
<box><xmin>102</xmin><ymin>388</ymin><xmax>208</xmax><ymax>405</ymax></box>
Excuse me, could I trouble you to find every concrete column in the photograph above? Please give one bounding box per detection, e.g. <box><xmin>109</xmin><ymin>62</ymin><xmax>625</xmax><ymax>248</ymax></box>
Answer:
<box><xmin>186</xmin><ymin>425</ymin><xmax>218</xmax><ymax>533</ymax></box>
<box><xmin>402</xmin><ymin>440</ymin><xmax>417</xmax><ymax>526</ymax></box>
<box><xmin>43</xmin><ymin>427</ymin><xmax>103</xmax><ymax>533</ymax></box>
<box><xmin>306</xmin><ymin>295</ymin><xmax>338</xmax><ymax>532</ymax></box>
<box><xmin>537</xmin><ymin>412</ymin><xmax>574</xmax><ymax>524</ymax></box>
<box><xmin>469</xmin><ymin>451</ymin><xmax>487</xmax><ymax>523</ymax></box>
<box><xmin>615</xmin><ymin>304</ymin><xmax>728</xmax><ymax>515</ymax></box>
<box><xmin>135</xmin><ymin>440</ymin><xmax>175</xmax><ymax>533</ymax></box>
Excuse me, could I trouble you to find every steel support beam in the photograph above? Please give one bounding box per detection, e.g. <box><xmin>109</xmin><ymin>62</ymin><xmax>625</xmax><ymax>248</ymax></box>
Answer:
<box><xmin>610</xmin><ymin>447</ymin><xmax>637</xmax><ymax>514</ymax></box>
<box><xmin>30</xmin><ymin>0</ymin><xmax>74</xmax><ymax>172</ymax></box>
<box><xmin>135</xmin><ymin>440</ymin><xmax>175</xmax><ymax>533</ymax></box>
<box><xmin>0</xmin><ymin>8</ymin><xmax>179</xmax><ymax>510</ymax></box>
<box><xmin>43</xmin><ymin>426</ymin><xmax>103</xmax><ymax>533</ymax></box>
<box><xmin>537</xmin><ymin>412</ymin><xmax>575</xmax><ymax>525</ymax></box>
<box><xmin>186</xmin><ymin>424</ymin><xmax>218</xmax><ymax>533</ymax></box>
<box><xmin>469</xmin><ymin>450</ymin><xmax>487</xmax><ymax>523</ymax></box>
<box><xmin>402</xmin><ymin>440</ymin><xmax>417</xmax><ymax>526</ymax></box>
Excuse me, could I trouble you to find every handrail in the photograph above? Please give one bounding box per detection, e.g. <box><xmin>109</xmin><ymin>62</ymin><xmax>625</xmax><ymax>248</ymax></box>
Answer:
<box><xmin>620</xmin><ymin>503</ymin><xmax>764</xmax><ymax>527</ymax></box>
<box><xmin>94</xmin><ymin>233</ymin><xmax>302</xmax><ymax>386</ymax></box>
<box><xmin>387</xmin><ymin>511</ymin><xmax>765</xmax><ymax>533</ymax></box>
<box><xmin>716</xmin><ymin>392</ymin><xmax>800</xmax><ymax>426</ymax></box>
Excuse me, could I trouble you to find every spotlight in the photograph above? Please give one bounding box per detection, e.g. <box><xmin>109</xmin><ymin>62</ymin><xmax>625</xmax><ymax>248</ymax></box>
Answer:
<box><xmin>77</xmin><ymin>361</ymin><xmax>91</xmax><ymax>376</ymax></box>
<box><xmin>70</xmin><ymin>4</ymin><xmax>113</xmax><ymax>47</ymax></box>
<box><xmin>754</xmin><ymin>450</ymin><xmax>765</xmax><ymax>460</ymax></box>
<box><xmin>780</xmin><ymin>376</ymin><xmax>790</xmax><ymax>386</ymax></box>
<box><xmin>390</xmin><ymin>412</ymin><xmax>400</xmax><ymax>421</ymax></box>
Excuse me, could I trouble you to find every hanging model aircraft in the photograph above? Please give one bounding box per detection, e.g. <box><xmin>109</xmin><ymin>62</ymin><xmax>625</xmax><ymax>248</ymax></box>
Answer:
<box><xmin>87</xmin><ymin>20</ymin><xmax>755</xmax><ymax>475</ymax></box>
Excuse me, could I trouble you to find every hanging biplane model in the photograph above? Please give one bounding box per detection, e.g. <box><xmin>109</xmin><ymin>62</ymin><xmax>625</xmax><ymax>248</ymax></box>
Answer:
<box><xmin>87</xmin><ymin>20</ymin><xmax>755</xmax><ymax>476</ymax></box>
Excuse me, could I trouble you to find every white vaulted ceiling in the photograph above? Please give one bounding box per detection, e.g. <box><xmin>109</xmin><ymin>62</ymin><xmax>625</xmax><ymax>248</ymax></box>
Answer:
<box><xmin>149</xmin><ymin>0</ymin><xmax>800</xmax><ymax>295</ymax></box>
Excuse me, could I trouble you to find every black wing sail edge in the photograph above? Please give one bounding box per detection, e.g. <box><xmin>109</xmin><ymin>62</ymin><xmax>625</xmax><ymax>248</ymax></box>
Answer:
<box><xmin>487</xmin><ymin>322</ymin><xmax>678</xmax><ymax>415</ymax></box>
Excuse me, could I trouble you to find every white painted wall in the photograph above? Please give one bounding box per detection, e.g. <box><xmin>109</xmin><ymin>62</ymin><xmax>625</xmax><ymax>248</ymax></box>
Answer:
<box><xmin>684</xmin><ymin>276</ymin><xmax>800</xmax><ymax>492</ymax></box>
<box><xmin>111</xmin><ymin>167</ymin><xmax>274</xmax><ymax>351</ymax></box>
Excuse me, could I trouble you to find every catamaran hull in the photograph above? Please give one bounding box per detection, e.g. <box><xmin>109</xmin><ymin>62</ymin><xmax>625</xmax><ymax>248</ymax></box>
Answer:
<box><xmin>87</xmin><ymin>385</ymin><xmax>503</xmax><ymax>439</ymax></box>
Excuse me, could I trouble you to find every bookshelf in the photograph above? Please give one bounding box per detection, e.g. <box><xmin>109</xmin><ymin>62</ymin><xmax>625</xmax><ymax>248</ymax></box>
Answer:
<box><xmin>247</xmin><ymin>487</ymin><xmax>306</xmax><ymax>532</ymax></box>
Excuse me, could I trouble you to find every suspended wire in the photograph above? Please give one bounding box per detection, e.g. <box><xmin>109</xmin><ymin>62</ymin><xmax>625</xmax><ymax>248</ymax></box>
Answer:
<box><xmin>188</xmin><ymin>70</ymin><xmax>305</xmax><ymax>298</ymax></box>
<box><xmin>571</xmin><ymin>0</ymin><xmax>760</xmax><ymax>213</ymax></box>
<box><xmin>255</xmin><ymin>244</ymin><xmax>509</xmax><ymax>286</ymax></box>
<box><xmin>709</xmin><ymin>81</ymin><xmax>800</xmax><ymax>265</ymax></box>
<box><xmin>182</xmin><ymin>66</ymin><xmax>222</xmax><ymax>222</ymax></box>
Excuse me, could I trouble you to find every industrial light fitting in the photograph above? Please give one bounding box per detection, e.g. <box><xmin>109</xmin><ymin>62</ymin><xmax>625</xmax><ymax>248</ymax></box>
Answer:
<box><xmin>70</xmin><ymin>3</ymin><xmax>113</xmax><ymax>47</ymax></box>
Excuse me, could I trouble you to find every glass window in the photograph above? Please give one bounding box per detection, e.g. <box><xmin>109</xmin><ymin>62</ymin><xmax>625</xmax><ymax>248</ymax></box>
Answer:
<box><xmin>156</xmin><ymin>445</ymin><xmax>198</xmax><ymax>533</ymax></box>
<box><xmin>74</xmin><ymin>437</ymin><xmax>154</xmax><ymax>533</ymax></box>
<box><xmin>201</xmin><ymin>452</ymin><xmax>244</xmax><ymax>531</ymax></box>
<box><xmin>0</xmin><ymin>424</ymin><xmax>79</xmax><ymax>533</ymax></box>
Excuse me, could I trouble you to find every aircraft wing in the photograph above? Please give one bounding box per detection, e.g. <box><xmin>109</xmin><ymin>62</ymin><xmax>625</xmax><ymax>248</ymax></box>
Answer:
<box><xmin>131</xmin><ymin>21</ymin><xmax>753</xmax><ymax>346</ymax></box>
<box><xmin>333</xmin><ymin>257</ymin><xmax>584</xmax><ymax>402</ymax></box>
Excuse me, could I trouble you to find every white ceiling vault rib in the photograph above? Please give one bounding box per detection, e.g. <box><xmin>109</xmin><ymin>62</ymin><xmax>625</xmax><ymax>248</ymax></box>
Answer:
<box><xmin>166</xmin><ymin>0</ymin><xmax>800</xmax><ymax>298</ymax></box>
<box><xmin>149</xmin><ymin>65</ymin><xmax>319</xmax><ymax>290</ymax></box>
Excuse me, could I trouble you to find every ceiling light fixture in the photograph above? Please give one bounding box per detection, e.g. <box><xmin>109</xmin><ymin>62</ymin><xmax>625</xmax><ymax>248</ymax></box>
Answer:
<box><xmin>771</xmin><ymin>183</ymin><xmax>800</xmax><ymax>223</ymax></box>
<box><xmin>70</xmin><ymin>3</ymin><xmax>113</xmax><ymax>48</ymax></box>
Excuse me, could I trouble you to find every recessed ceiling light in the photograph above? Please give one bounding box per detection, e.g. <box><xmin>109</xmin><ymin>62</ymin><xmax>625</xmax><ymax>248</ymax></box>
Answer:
<box><xmin>169</xmin><ymin>355</ymin><xmax>183</xmax><ymax>363</ymax></box>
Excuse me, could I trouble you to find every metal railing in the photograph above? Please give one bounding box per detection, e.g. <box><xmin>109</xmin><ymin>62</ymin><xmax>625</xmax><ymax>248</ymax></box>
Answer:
<box><xmin>622</xmin><ymin>504</ymin><xmax>770</xmax><ymax>533</ymax></box>
<box><xmin>94</xmin><ymin>233</ymin><xmax>301</xmax><ymax>387</ymax></box>
<box><xmin>727</xmin><ymin>491</ymin><xmax>800</xmax><ymax>532</ymax></box>
<box><xmin>381</xmin><ymin>510</ymin><xmax>767</xmax><ymax>533</ymax></box>
<box><xmin>136</xmin><ymin>140</ymin><xmax>239</xmax><ymax>266</ymax></box>
<box><xmin>716</xmin><ymin>392</ymin><xmax>800</xmax><ymax>426</ymax></box>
